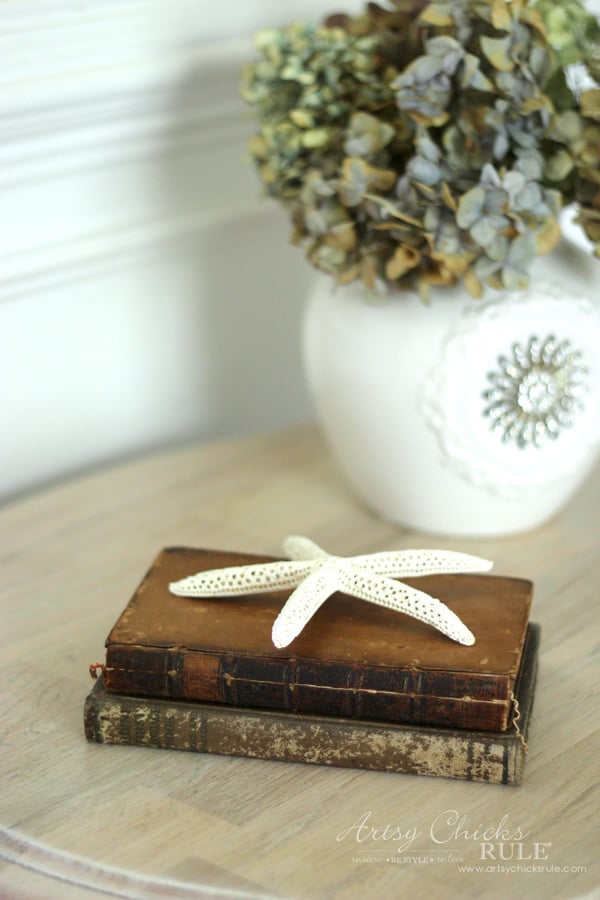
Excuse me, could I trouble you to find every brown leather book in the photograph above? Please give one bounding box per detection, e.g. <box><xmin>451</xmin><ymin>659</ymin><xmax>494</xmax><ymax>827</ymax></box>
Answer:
<box><xmin>103</xmin><ymin>546</ymin><xmax>533</xmax><ymax>732</ymax></box>
<box><xmin>87</xmin><ymin>624</ymin><xmax>540</xmax><ymax>785</ymax></box>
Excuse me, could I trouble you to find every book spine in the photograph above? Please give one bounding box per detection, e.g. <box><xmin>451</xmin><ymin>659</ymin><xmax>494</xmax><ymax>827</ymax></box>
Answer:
<box><xmin>223</xmin><ymin>678</ymin><xmax>510</xmax><ymax>731</ymax></box>
<box><xmin>84</xmin><ymin>684</ymin><xmax>524</xmax><ymax>785</ymax></box>
<box><xmin>103</xmin><ymin>644</ymin><xmax>511</xmax><ymax>731</ymax></box>
<box><xmin>104</xmin><ymin>644</ymin><xmax>223</xmax><ymax>701</ymax></box>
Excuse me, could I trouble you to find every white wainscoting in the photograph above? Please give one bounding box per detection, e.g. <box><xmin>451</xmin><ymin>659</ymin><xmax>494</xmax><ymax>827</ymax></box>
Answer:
<box><xmin>1</xmin><ymin>1</ymin><xmax>367</xmax><ymax>501</ymax></box>
<box><xmin>1</xmin><ymin>0</ymin><xmax>598</xmax><ymax>501</ymax></box>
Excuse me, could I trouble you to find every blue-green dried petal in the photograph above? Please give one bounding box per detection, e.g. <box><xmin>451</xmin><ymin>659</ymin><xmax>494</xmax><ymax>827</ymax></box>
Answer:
<box><xmin>457</xmin><ymin>187</ymin><xmax>486</xmax><ymax>228</ymax></box>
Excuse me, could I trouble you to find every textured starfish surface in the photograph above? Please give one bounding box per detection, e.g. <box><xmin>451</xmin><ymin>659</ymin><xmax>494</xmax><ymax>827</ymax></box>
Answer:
<box><xmin>169</xmin><ymin>537</ymin><xmax>493</xmax><ymax>649</ymax></box>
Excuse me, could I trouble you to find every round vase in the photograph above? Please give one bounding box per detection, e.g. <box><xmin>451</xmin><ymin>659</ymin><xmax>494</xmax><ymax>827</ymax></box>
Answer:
<box><xmin>303</xmin><ymin>240</ymin><xmax>600</xmax><ymax>537</ymax></box>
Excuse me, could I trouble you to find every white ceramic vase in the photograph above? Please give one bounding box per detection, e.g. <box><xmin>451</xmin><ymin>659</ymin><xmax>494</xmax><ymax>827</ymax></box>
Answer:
<box><xmin>303</xmin><ymin>240</ymin><xmax>600</xmax><ymax>536</ymax></box>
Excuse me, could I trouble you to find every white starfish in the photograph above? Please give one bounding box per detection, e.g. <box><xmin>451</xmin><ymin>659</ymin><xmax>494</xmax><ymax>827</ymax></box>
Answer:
<box><xmin>169</xmin><ymin>536</ymin><xmax>493</xmax><ymax>649</ymax></box>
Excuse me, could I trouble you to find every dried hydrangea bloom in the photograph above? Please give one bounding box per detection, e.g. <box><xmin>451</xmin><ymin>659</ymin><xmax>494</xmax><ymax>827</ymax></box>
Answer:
<box><xmin>242</xmin><ymin>0</ymin><xmax>599</xmax><ymax>293</ymax></box>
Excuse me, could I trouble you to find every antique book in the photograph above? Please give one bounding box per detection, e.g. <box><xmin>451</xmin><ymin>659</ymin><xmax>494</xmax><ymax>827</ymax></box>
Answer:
<box><xmin>87</xmin><ymin>624</ymin><xmax>540</xmax><ymax>784</ymax></box>
<box><xmin>103</xmin><ymin>547</ymin><xmax>534</xmax><ymax>732</ymax></box>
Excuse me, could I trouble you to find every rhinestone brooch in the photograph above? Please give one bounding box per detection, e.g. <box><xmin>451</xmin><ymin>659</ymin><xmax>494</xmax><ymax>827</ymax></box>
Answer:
<box><xmin>483</xmin><ymin>335</ymin><xmax>588</xmax><ymax>448</ymax></box>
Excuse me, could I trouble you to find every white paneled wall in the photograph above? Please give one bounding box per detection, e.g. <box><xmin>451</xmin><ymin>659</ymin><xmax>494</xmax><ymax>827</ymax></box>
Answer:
<box><xmin>1</xmin><ymin>1</ymin><xmax>365</xmax><ymax>501</ymax></box>
<box><xmin>1</xmin><ymin>0</ymin><xmax>598</xmax><ymax>501</ymax></box>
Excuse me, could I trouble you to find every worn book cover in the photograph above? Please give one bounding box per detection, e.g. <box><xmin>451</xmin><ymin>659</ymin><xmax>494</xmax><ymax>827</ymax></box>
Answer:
<box><xmin>103</xmin><ymin>547</ymin><xmax>533</xmax><ymax>732</ymax></box>
<box><xmin>89</xmin><ymin>624</ymin><xmax>540</xmax><ymax>784</ymax></box>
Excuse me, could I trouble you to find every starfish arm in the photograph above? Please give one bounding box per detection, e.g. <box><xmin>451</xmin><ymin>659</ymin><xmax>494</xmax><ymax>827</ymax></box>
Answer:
<box><xmin>169</xmin><ymin>559</ymin><xmax>315</xmax><ymax>597</ymax></box>
<box><xmin>272</xmin><ymin>563</ymin><xmax>340</xmax><ymax>648</ymax></box>
<box><xmin>349</xmin><ymin>549</ymin><xmax>493</xmax><ymax>579</ymax></box>
<box><xmin>282</xmin><ymin>535</ymin><xmax>331</xmax><ymax>561</ymax></box>
<box><xmin>336</xmin><ymin>564</ymin><xmax>475</xmax><ymax>646</ymax></box>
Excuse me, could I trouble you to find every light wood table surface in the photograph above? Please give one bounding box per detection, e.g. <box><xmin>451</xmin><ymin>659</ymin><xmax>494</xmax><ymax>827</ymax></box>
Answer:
<box><xmin>1</xmin><ymin>425</ymin><xmax>598</xmax><ymax>900</ymax></box>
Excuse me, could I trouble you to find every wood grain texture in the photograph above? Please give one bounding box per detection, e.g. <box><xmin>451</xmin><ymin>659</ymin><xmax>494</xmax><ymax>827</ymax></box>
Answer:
<box><xmin>0</xmin><ymin>425</ymin><xmax>598</xmax><ymax>899</ymax></box>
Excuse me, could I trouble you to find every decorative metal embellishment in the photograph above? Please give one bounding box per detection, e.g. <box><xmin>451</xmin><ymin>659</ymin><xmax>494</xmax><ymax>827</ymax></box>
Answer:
<box><xmin>483</xmin><ymin>335</ymin><xmax>588</xmax><ymax>447</ymax></box>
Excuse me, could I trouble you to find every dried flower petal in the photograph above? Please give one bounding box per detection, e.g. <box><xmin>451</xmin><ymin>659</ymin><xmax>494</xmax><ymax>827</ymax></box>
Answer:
<box><xmin>241</xmin><ymin>0</ymin><xmax>599</xmax><ymax>294</ymax></box>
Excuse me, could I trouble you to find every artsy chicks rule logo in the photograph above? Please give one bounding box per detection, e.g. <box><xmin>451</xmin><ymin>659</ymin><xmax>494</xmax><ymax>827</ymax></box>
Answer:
<box><xmin>336</xmin><ymin>810</ymin><xmax>558</xmax><ymax>867</ymax></box>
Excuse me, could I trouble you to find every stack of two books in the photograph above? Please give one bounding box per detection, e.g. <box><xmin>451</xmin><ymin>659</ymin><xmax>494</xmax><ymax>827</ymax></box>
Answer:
<box><xmin>85</xmin><ymin>547</ymin><xmax>540</xmax><ymax>784</ymax></box>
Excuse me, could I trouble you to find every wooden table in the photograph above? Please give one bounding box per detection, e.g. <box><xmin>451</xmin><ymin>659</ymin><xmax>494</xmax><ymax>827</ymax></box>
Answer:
<box><xmin>1</xmin><ymin>425</ymin><xmax>598</xmax><ymax>900</ymax></box>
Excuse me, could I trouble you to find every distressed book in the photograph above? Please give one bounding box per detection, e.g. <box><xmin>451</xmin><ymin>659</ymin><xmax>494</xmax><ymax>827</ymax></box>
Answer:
<box><xmin>103</xmin><ymin>547</ymin><xmax>534</xmax><ymax>732</ymax></box>
<box><xmin>87</xmin><ymin>624</ymin><xmax>540</xmax><ymax>784</ymax></box>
